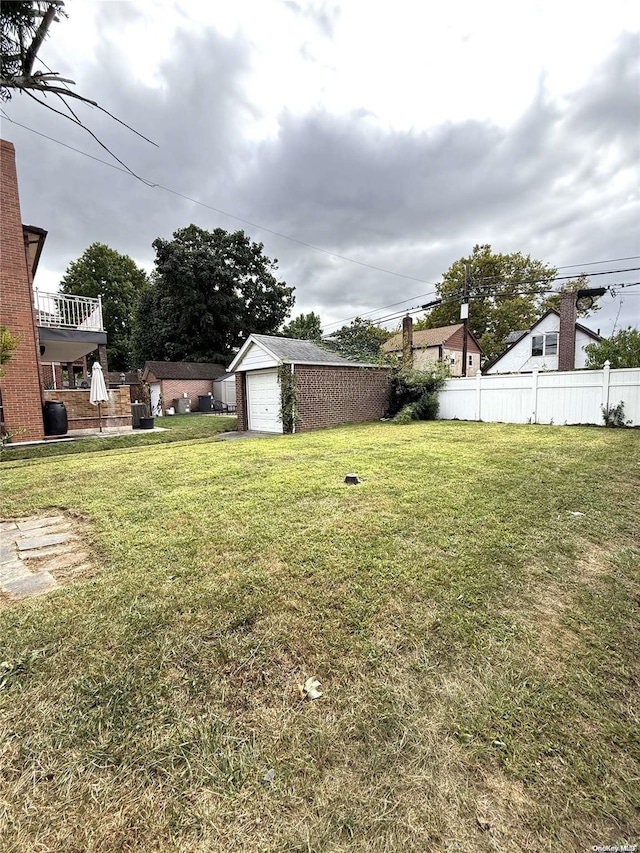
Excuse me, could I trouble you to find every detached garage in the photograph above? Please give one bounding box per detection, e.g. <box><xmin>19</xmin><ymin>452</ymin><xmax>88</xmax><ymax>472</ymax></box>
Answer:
<box><xmin>230</xmin><ymin>335</ymin><xmax>390</xmax><ymax>434</ymax></box>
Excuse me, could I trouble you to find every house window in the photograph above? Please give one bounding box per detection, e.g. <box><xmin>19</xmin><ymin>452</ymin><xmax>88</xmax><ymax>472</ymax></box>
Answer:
<box><xmin>468</xmin><ymin>355</ymin><xmax>473</xmax><ymax>366</ymax></box>
<box><xmin>531</xmin><ymin>333</ymin><xmax>558</xmax><ymax>357</ymax></box>
<box><xmin>531</xmin><ymin>335</ymin><xmax>544</xmax><ymax>356</ymax></box>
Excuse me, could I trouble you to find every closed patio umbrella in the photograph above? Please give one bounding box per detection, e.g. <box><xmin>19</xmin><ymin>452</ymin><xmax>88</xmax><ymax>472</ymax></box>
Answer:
<box><xmin>89</xmin><ymin>361</ymin><xmax>109</xmax><ymax>432</ymax></box>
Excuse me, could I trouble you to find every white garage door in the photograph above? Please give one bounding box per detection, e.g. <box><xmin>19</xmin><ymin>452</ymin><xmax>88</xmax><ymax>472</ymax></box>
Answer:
<box><xmin>247</xmin><ymin>370</ymin><xmax>282</xmax><ymax>433</ymax></box>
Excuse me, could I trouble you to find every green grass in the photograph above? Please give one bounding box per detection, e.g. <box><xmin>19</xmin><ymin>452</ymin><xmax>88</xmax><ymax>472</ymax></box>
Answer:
<box><xmin>0</xmin><ymin>413</ymin><xmax>237</xmax><ymax>462</ymax></box>
<box><xmin>1</xmin><ymin>421</ymin><xmax>639</xmax><ymax>852</ymax></box>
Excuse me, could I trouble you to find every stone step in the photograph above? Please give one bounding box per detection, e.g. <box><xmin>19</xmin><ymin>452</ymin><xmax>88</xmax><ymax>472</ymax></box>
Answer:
<box><xmin>3</xmin><ymin>571</ymin><xmax>58</xmax><ymax>600</ymax></box>
<box><xmin>16</xmin><ymin>533</ymin><xmax>73</xmax><ymax>552</ymax></box>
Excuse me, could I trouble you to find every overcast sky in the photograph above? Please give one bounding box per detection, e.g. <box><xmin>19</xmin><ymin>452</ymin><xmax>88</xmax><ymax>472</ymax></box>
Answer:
<box><xmin>3</xmin><ymin>0</ymin><xmax>639</xmax><ymax>337</ymax></box>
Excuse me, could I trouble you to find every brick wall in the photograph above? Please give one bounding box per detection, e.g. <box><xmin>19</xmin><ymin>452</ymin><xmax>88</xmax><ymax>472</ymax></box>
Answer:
<box><xmin>0</xmin><ymin>139</ymin><xmax>45</xmax><ymax>441</ymax></box>
<box><xmin>236</xmin><ymin>372</ymin><xmax>248</xmax><ymax>430</ymax></box>
<box><xmin>159</xmin><ymin>379</ymin><xmax>215</xmax><ymax>412</ymax></box>
<box><xmin>40</xmin><ymin>363</ymin><xmax>64</xmax><ymax>389</ymax></box>
<box><xmin>43</xmin><ymin>387</ymin><xmax>132</xmax><ymax>431</ymax></box>
<box><xmin>294</xmin><ymin>365</ymin><xmax>390</xmax><ymax>431</ymax></box>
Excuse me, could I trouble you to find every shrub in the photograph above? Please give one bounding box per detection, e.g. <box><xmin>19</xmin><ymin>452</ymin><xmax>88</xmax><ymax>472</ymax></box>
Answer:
<box><xmin>601</xmin><ymin>402</ymin><xmax>630</xmax><ymax>428</ymax></box>
<box><xmin>388</xmin><ymin>364</ymin><xmax>447</xmax><ymax>423</ymax></box>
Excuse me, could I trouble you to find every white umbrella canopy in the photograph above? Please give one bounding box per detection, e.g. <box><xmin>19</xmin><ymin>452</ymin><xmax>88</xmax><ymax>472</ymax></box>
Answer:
<box><xmin>89</xmin><ymin>361</ymin><xmax>109</xmax><ymax>432</ymax></box>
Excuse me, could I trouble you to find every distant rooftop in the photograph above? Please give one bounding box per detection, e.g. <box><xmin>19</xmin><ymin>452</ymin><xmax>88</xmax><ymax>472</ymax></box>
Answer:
<box><xmin>143</xmin><ymin>361</ymin><xmax>227</xmax><ymax>380</ymax></box>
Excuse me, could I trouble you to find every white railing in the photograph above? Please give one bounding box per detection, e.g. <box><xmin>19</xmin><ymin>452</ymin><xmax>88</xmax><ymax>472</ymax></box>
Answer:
<box><xmin>34</xmin><ymin>290</ymin><xmax>104</xmax><ymax>332</ymax></box>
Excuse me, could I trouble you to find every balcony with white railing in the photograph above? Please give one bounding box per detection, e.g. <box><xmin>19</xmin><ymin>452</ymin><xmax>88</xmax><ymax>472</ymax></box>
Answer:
<box><xmin>35</xmin><ymin>290</ymin><xmax>104</xmax><ymax>332</ymax></box>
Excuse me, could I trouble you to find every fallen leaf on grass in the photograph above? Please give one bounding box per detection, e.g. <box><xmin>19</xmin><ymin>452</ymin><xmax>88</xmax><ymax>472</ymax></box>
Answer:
<box><xmin>298</xmin><ymin>676</ymin><xmax>323</xmax><ymax>700</ymax></box>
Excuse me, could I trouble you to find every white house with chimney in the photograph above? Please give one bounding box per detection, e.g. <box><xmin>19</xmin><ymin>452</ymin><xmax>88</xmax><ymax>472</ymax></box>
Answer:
<box><xmin>485</xmin><ymin>293</ymin><xmax>601</xmax><ymax>374</ymax></box>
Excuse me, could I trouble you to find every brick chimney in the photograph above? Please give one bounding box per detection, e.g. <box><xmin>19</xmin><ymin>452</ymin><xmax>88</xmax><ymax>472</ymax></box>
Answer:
<box><xmin>402</xmin><ymin>315</ymin><xmax>413</xmax><ymax>365</ymax></box>
<box><xmin>558</xmin><ymin>291</ymin><xmax>577</xmax><ymax>372</ymax></box>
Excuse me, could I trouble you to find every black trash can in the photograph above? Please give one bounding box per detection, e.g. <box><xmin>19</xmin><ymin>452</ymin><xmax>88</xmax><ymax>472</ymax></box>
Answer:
<box><xmin>131</xmin><ymin>402</ymin><xmax>146</xmax><ymax>428</ymax></box>
<box><xmin>43</xmin><ymin>400</ymin><xmax>68</xmax><ymax>436</ymax></box>
<box><xmin>198</xmin><ymin>395</ymin><xmax>215</xmax><ymax>413</ymax></box>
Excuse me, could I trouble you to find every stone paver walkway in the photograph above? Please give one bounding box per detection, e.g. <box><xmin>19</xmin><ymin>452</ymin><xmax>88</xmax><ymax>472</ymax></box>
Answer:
<box><xmin>1</xmin><ymin>514</ymin><xmax>95</xmax><ymax>604</ymax></box>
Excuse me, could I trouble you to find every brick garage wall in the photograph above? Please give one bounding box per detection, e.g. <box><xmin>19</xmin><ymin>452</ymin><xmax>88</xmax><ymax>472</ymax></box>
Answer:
<box><xmin>294</xmin><ymin>365</ymin><xmax>390</xmax><ymax>431</ymax></box>
<box><xmin>0</xmin><ymin>139</ymin><xmax>45</xmax><ymax>441</ymax></box>
<box><xmin>235</xmin><ymin>372</ymin><xmax>248</xmax><ymax>430</ymax></box>
<box><xmin>159</xmin><ymin>379</ymin><xmax>214</xmax><ymax>412</ymax></box>
<box><xmin>44</xmin><ymin>387</ymin><xmax>132</xmax><ymax>431</ymax></box>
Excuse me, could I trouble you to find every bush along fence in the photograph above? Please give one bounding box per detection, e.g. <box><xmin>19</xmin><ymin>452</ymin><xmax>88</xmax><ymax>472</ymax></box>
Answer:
<box><xmin>387</xmin><ymin>365</ymin><xmax>449</xmax><ymax>424</ymax></box>
<box><xmin>437</xmin><ymin>362</ymin><xmax>639</xmax><ymax>426</ymax></box>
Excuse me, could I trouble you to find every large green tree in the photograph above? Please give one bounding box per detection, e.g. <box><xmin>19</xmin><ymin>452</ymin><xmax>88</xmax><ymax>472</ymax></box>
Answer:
<box><xmin>584</xmin><ymin>327</ymin><xmax>640</xmax><ymax>369</ymax></box>
<box><xmin>133</xmin><ymin>225</ymin><xmax>295</xmax><ymax>365</ymax></box>
<box><xmin>417</xmin><ymin>245</ymin><xmax>559</xmax><ymax>365</ymax></box>
<box><xmin>281</xmin><ymin>311</ymin><xmax>322</xmax><ymax>341</ymax></box>
<box><xmin>324</xmin><ymin>317</ymin><xmax>392</xmax><ymax>363</ymax></box>
<box><xmin>60</xmin><ymin>243</ymin><xmax>148</xmax><ymax>370</ymax></box>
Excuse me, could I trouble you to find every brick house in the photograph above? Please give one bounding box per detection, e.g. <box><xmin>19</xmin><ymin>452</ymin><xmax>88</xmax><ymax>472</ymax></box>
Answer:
<box><xmin>142</xmin><ymin>361</ymin><xmax>229</xmax><ymax>414</ymax></box>
<box><xmin>382</xmin><ymin>318</ymin><xmax>483</xmax><ymax>377</ymax></box>
<box><xmin>230</xmin><ymin>334</ymin><xmax>390</xmax><ymax>433</ymax></box>
<box><xmin>0</xmin><ymin>139</ymin><xmax>129</xmax><ymax>440</ymax></box>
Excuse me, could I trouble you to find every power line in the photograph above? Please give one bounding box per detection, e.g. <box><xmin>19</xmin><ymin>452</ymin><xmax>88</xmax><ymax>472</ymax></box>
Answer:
<box><xmin>1</xmin><ymin>113</ymin><xmax>441</xmax><ymax>286</ymax></box>
<box><xmin>350</xmin><ymin>280</ymin><xmax>640</xmax><ymax>331</ymax></box>
<box><xmin>326</xmin><ymin>276</ymin><xmax>640</xmax><ymax>332</ymax></box>
<box><xmin>4</xmin><ymin>112</ymin><xmax>638</xmax><ymax>331</ymax></box>
<box><xmin>555</xmin><ymin>256</ymin><xmax>640</xmax><ymax>269</ymax></box>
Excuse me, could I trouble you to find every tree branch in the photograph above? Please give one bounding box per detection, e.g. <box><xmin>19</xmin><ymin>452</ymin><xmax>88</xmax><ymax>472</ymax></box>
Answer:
<box><xmin>23</xmin><ymin>3</ymin><xmax>58</xmax><ymax>76</ymax></box>
<box><xmin>22</xmin><ymin>88</ymin><xmax>155</xmax><ymax>184</ymax></box>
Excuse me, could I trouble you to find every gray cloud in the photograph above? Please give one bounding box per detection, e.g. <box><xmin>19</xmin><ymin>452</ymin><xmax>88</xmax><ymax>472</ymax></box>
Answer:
<box><xmin>2</xmin><ymin>19</ymin><xmax>638</xmax><ymax>338</ymax></box>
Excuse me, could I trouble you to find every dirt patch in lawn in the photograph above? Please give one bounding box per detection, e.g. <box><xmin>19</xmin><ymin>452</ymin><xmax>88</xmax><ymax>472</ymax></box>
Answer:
<box><xmin>0</xmin><ymin>510</ymin><xmax>101</xmax><ymax>607</ymax></box>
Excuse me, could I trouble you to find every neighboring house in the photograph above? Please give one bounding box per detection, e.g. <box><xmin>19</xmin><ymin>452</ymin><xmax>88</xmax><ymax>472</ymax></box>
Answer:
<box><xmin>484</xmin><ymin>303</ymin><xmax>601</xmax><ymax>374</ymax></box>
<box><xmin>0</xmin><ymin>139</ymin><xmax>122</xmax><ymax>440</ymax></box>
<box><xmin>213</xmin><ymin>371</ymin><xmax>237</xmax><ymax>408</ymax></box>
<box><xmin>382</xmin><ymin>319</ymin><xmax>482</xmax><ymax>377</ymax></box>
<box><xmin>230</xmin><ymin>334</ymin><xmax>390</xmax><ymax>433</ymax></box>
<box><xmin>142</xmin><ymin>361</ymin><xmax>229</xmax><ymax>414</ymax></box>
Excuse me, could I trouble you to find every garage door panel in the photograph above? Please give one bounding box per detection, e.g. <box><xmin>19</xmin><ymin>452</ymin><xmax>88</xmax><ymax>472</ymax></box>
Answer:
<box><xmin>247</xmin><ymin>371</ymin><xmax>282</xmax><ymax>432</ymax></box>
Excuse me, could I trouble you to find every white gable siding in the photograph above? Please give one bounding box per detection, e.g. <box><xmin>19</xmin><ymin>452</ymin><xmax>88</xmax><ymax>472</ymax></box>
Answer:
<box><xmin>486</xmin><ymin>315</ymin><xmax>598</xmax><ymax>374</ymax></box>
<box><xmin>574</xmin><ymin>327</ymin><xmax>595</xmax><ymax>369</ymax></box>
<box><xmin>487</xmin><ymin>314</ymin><xmax>559</xmax><ymax>373</ymax></box>
<box><xmin>233</xmin><ymin>340</ymin><xmax>279</xmax><ymax>372</ymax></box>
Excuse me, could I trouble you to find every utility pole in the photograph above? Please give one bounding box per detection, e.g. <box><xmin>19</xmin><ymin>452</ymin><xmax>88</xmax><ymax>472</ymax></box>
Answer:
<box><xmin>461</xmin><ymin>263</ymin><xmax>470</xmax><ymax>376</ymax></box>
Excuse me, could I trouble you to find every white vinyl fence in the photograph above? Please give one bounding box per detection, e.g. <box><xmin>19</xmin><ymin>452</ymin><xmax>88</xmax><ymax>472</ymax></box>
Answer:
<box><xmin>438</xmin><ymin>363</ymin><xmax>640</xmax><ymax>426</ymax></box>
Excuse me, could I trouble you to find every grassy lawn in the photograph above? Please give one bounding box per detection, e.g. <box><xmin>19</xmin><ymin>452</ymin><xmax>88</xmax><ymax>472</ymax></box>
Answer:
<box><xmin>0</xmin><ymin>413</ymin><xmax>237</xmax><ymax>462</ymax></box>
<box><xmin>1</xmin><ymin>421</ymin><xmax>638</xmax><ymax>852</ymax></box>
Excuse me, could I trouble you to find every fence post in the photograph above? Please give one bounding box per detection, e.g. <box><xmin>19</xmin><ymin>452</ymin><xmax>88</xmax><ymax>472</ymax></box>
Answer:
<box><xmin>475</xmin><ymin>371</ymin><xmax>482</xmax><ymax>421</ymax></box>
<box><xmin>531</xmin><ymin>368</ymin><xmax>539</xmax><ymax>424</ymax></box>
<box><xmin>601</xmin><ymin>360</ymin><xmax>611</xmax><ymax>413</ymax></box>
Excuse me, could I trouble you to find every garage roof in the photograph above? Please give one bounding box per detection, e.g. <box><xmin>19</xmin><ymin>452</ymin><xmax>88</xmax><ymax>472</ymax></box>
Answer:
<box><xmin>229</xmin><ymin>334</ymin><xmax>380</xmax><ymax>372</ymax></box>
<box><xmin>143</xmin><ymin>361</ymin><xmax>227</xmax><ymax>381</ymax></box>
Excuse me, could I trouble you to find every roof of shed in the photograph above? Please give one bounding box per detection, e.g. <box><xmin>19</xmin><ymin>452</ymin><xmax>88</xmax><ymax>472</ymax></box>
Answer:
<box><xmin>143</xmin><ymin>361</ymin><xmax>227</xmax><ymax>381</ymax></box>
<box><xmin>229</xmin><ymin>334</ymin><xmax>381</xmax><ymax>371</ymax></box>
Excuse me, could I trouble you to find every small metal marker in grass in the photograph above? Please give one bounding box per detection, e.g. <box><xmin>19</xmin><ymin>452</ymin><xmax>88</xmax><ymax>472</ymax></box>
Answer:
<box><xmin>344</xmin><ymin>473</ymin><xmax>361</xmax><ymax>485</ymax></box>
